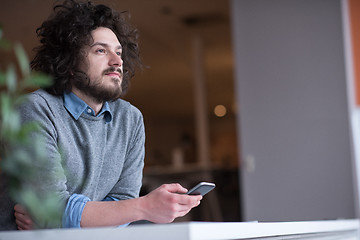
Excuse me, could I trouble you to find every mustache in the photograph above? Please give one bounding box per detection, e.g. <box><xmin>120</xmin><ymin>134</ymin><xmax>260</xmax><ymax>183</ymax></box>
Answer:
<box><xmin>103</xmin><ymin>67</ymin><xmax>123</xmax><ymax>77</ymax></box>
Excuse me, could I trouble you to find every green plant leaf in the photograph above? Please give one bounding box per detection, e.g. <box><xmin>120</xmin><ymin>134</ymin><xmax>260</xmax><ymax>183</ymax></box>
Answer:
<box><xmin>14</xmin><ymin>43</ymin><xmax>30</xmax><ymax>77</ymax></box>
<box><xmin>5</xmin><ymin>64</ymin><xmax>17</xmax><ymax>93</ymax></box>
<box><xmin>0</xmin><ymin>72</ymin><xmax>6</xmax><ymax>86</ymax></box>
<box><xmin>0</xmin><ymin>93</ymin><xmax>12</xmax><ymax>130</ymax></box>
<box><xmin>0</xmin><ymin>39</ymin><xmax>11</xmax><ymax>50</ymax></box>
<box><xmin>18</xmin><ymin>190</ymin><xmax>62</xmax><ymax>228</ymax></box>
<box><xmin>0</xmin><ymin>28</ymin><xmax>61</xmax><ymax>229</ymax></box>
<box><xmin>22</xmin><ymin>72</ymin><xmax>52</xmax><ymax>89</ymax></box>
<box><xmin>0</xmin><ymin>25</ymin><xmax>11</xmax><ymax>50</ymax></box>
<box><xmin>18</xmin><ymin>122</ymin><xmax>40</xmax><ymax>139</ymax></box>
<box><xmin>0</xmin><ymin>94</ymin><xmax>21</xmax><ymax>133</ymax></box>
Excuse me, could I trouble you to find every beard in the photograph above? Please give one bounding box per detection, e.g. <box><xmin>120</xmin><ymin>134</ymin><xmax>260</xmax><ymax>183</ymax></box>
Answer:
<box><xmin>72</xmin><ymin>67</ymin><xmax>123</xmax><ymax>103</ymax></box>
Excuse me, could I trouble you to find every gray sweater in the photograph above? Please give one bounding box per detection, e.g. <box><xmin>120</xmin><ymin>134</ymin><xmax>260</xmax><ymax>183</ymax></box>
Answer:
<box><xmin>0</xmin><ymin>89</ymin><xmax>145</xmax><ymax>230</ymax></box>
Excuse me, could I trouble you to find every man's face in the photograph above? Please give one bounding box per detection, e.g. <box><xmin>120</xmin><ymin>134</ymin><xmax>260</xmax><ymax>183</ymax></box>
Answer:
<box><xmin>74</xmin><ymin>27</ymin><xmax>123</xmax><ymax>102</ymax></box>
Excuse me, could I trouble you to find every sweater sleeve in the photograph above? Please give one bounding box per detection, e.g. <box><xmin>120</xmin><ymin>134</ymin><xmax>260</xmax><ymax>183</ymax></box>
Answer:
<box><xmin>18</xmin><ymin>93</ymin><xmax>71</xmax><ymax>227</ymax></box>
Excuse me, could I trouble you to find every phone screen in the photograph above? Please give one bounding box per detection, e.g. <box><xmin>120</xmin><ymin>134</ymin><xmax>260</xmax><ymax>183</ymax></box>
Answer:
<box><xmin>187</xmin><ymin>182</ymin><xmax>215</xmax><ymax>196</ymax></box>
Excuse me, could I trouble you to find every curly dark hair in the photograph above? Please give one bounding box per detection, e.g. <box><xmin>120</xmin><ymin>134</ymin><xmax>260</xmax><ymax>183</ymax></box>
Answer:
<box><xmin>31</xmin><ymin>0</ymin><xmax>142</xmax><ymax>96</ymax></box>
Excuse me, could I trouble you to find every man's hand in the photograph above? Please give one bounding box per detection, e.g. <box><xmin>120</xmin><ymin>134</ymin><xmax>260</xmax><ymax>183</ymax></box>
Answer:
<box><xmin>14</xmin><ymin>204</ymin><xmax>34</xmax><ymax>230</ymax></box>
<box><xmin>139</xmin><ymin>183</ymin><xmax>203</xmax><ymax>223</ymax></box>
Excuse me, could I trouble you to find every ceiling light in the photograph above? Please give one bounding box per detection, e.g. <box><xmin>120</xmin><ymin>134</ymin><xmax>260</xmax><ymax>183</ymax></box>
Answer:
<box><xmin>214</xmin><ymin>104</ymin><xmax>227</xmax><ymax>117</ymax></box>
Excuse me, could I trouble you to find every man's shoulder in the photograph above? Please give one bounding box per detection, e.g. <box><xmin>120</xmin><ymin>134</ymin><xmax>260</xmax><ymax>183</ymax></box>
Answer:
<box><xmin>27</xmin><ymin>89</ymin><xmax>62</xmax><ymax>103</ymax></box>
<box><xmin>110</xmin><ymin>98</ymin><xmax>143</xmax><ymax>118</ymax></box>
<box><xmin>19</xmin><ymin>89</ymin><xmax>62</xmax><ymax>111</ymax></box>
<box><xmin>19</xmin><ymin>89</ymin><xmax>64</xmax><ymax>120</ymax></box>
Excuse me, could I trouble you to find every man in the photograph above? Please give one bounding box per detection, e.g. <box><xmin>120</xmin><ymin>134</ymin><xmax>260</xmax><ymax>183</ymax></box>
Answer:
<box><xmin>1</xmin><ymin>0</ymin><xmax>202</xmax><ymax>230</ymax></box>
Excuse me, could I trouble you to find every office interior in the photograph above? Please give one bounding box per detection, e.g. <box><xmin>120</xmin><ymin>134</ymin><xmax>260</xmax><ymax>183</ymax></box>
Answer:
<box><xmin>0</xmin><ymin>0</ymin><xmax>359</xmax><ymax>224</ymax></box>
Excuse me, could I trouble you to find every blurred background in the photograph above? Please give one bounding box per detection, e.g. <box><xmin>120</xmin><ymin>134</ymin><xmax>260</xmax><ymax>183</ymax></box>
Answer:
<box><xmin>1</xmin><ymin>0</ymin><xmax>359</xmax><ymax>223</ymax></box>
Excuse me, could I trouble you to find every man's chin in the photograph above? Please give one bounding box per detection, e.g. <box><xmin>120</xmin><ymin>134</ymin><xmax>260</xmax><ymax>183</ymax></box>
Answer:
<box><xmin>90</xmin><ymin>85</ymin><xmax>122</xmax><ymax>102</ymax></box>
<box><xmin>105</xmin><ymin>88</ymin><xmax>122</xmax><ymax>100</ymax></box>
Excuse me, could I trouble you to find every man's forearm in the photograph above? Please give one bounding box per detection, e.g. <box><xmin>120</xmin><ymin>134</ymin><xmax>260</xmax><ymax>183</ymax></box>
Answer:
<box><xmin>80</xmin><ymin>197</ymin><xmax>144</xmax><ymax>227</ymax></box>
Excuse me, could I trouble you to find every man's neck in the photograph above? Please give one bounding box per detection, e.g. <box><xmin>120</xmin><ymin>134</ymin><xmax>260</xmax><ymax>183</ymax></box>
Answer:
<box><xmin>71</xmin><ymin>87</ymin><xmax>103</xmax><ymax>116</ymax></box>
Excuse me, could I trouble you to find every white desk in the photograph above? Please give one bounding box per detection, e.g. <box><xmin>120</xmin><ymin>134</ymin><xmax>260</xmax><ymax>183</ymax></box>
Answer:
<box><xmin>0</xmin><ymin>220</ymin><xmax>359</xmax><ymax>240</ymax></box>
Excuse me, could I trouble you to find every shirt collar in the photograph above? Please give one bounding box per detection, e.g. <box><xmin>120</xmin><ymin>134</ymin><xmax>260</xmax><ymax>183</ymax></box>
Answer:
<box><xmin>64</xmin><ymin>92</ymin><xmax>113</xmax><ymax>123</ymax></box>
<box><xmin>100</xmin><ymin>102</ymin><xmax>112</xmax><ymax>123</ymax></box>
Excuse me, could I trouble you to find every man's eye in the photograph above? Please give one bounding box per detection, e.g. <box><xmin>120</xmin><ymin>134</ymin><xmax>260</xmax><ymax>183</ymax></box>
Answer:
<box><xmin>97</xmin><ymin>49</ymin><xmax>106</xmax><ymax>53</ymax></box>
<box><xmin>116</xmin><ymin>52</ymin><xmax>122</xmax><ymax>56</ymax></box>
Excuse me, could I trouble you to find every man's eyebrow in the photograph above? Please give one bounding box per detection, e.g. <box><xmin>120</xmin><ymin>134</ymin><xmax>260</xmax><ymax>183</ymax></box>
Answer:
<box><xmin>90</xmin><ymin>42</ymin><xmax>122</xmax><ymax>49</ymax></box>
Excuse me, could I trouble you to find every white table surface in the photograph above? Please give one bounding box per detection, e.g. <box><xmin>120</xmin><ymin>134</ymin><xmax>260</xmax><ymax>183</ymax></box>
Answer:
<box><xmin>0</xmin><ymin>219</ymin><xmax>359</xmax><ymax>240</ymax></box>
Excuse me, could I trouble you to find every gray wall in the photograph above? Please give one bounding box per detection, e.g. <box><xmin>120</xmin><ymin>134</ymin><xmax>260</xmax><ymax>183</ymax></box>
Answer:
<box><xmin>231</xmin><ymin>0</ymin><xmax>356</xmax><ymax>221</ymax></box>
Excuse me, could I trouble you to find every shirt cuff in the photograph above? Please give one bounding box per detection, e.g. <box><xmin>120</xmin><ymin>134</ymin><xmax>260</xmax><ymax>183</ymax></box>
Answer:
<box><xmin>62</xmin><ymin>194</ymin><xmax>90</xmax><ymax>228</ymax></box>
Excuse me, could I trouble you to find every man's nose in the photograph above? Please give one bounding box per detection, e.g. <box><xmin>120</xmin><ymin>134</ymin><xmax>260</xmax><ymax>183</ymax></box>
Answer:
<box><xmin>109</xmin><ymin>52</ymin><xmax>123</xmax><ymax>67</ymax></box>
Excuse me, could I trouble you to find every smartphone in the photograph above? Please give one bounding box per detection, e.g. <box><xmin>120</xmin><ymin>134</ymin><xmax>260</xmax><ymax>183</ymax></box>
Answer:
<box><xmin>187</xmin><ymin>182</ymin><xmax>216</xmax><ymax>196</ymax></box>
